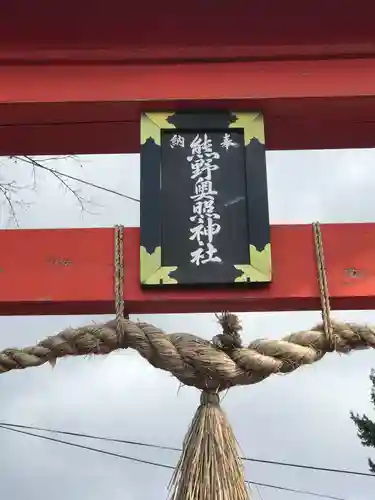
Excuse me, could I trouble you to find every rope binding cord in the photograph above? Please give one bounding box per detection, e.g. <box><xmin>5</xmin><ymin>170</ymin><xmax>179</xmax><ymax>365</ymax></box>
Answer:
<box><xmin>313</xmin><ymin>221</ymin><xmax>336</xmax><ymax>351</ymax></box>
<box><xmin>114</xmin><ymin>224</ymin><xmax>128</xmax><ymax>324</ymax></box>
<box><xmin>0</xmin><ymin>223</ymin><xmax>374</xmax><ymax>500</ymax></box>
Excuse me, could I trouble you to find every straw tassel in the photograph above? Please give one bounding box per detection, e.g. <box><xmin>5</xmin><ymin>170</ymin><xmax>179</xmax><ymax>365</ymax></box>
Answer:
<box><xmin>168</xmin><ymin>391</ymin><xmax>250</xmax><ymax>500</ymax></box>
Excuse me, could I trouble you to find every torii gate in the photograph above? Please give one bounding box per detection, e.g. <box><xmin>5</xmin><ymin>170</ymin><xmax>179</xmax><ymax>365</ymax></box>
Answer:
<box><xmin>1</xmin><ymin>2</ymin><xmax>375</xmax><ymax>499</ymax></box>
<box><xmin>1</xmin><ymin>0</ymin><xmax>375</xmax><ymax>314</ymax></box>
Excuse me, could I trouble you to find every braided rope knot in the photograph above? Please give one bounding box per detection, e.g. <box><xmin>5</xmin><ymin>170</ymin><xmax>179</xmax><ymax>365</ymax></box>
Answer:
<box><xmin>0</xmin><ymin>317</ymin><xmax>374</xmax><ymax>391</ymax></box>
<box><xmin>212</xmin><ymin>312</ymin><xmax>243</xmax><ymax>352</ymax></box>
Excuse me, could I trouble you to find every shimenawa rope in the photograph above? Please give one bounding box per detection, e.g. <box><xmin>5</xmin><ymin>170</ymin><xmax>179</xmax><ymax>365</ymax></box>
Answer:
<box><xmin>1</xmin><ymin>314</ymin><xmax>373</xmax><ymax>386</ymax></box>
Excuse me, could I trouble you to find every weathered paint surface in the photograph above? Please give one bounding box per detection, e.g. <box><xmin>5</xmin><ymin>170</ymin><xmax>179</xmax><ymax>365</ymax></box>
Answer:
<box><xmin>0</xmin><ymin>224</ymin><xmax>374</xmax><ymax>315</ymax></box>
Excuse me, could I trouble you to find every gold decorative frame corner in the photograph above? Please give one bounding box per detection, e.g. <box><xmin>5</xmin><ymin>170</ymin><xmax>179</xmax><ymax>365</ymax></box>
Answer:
<box><xmin>140</xmin><ymin>112</ymin><xmax>176</xmax><ymax>145</ymax></box>
<box><xmin>234</xmin><ymin>244</ymin><xmax>272</xmax><ymax>283</ymax></box>
<box><xmin>229</xmin><ymin>111</ymin><xmax>265</xmax><ymax>146</ymax></box>
<box><xmin>140</xmin><ymin>246</ymin><xmax>178</xmax><ymax>285</ymax></box>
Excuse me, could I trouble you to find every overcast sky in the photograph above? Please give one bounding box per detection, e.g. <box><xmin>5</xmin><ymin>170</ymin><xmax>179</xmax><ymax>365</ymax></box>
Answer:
<box><xmin>0</xmin><ymin>151</ymin><xmax>374</xmax><ymax>500</ymax></box>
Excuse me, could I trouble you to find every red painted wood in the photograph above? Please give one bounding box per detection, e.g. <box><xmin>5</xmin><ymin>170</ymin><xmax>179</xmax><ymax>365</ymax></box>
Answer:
<box><xmin>2</xmin><ymin>0</ymin><xmax>375</xmax><ymax>61</ymax></box>
<box><xmin>2</xmin><ymin>60</ymin><xmax>375</xmax><ymax>153</ymax></box>
<box><xmin>0</xmin><ymin>122</ymin><xmax>139</xmax><ymax>156</ymax></box>
<box><xmin>3</xmin><ymin>45</ymin><xmax>375</xmax><ymax>65</ymax></box>
<box><xmin>2</xmin><ymin>103</ymin><xmax>375</xmax><ymax>154</ymax></box>
<box><xmin>0</xmin><ymin>228</ymin><xmax>115</xmax><ymax>315</ymax></box>
<box><xmin>0</xmin><ymin>225</ymin><xmax>374</xmax><ymax>316</ymax></box>
<box><xmin>4</xmin><ymin>60</ymin><xmax>375</xmax><ymax>104</ymax></box>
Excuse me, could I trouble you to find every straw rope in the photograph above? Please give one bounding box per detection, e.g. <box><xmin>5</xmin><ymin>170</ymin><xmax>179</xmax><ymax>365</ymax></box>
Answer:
<box><xmin>0</xmin><ymin>317</ymin><xmax>373</xmax><ymax>390</ymax></box>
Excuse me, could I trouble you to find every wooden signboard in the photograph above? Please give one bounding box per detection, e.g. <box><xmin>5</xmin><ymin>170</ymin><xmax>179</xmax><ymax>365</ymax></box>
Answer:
<box><xmin>140</xmin><ymin>111</ymin><xmax>272</xmax><ymax>287</ymax></box>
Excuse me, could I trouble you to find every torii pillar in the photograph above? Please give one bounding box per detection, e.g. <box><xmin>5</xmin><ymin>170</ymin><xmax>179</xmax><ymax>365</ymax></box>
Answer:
<box><xmin>1</xmin><ymin>0</ymin><xmax>375</xmax><ymax>316</ymax></box>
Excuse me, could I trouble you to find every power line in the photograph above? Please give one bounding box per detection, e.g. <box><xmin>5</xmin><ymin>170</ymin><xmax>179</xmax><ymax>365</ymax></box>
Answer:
<box><xmin>1</xmin><ymin>422</ymin><xmax>373</xmax><ymax>479</ymax></box>
<box><xmin>0</xmin><ymin>425</ymin><xmax>346</xmax><ymax>500</ymax></box>
<box><xmin>0</xmin><ymin>425</ymin><xmax>170</xmax><ymax>469</ymax></box>
<box><xmin>0</xmin><ymin>422</ymin><xmax>178</xmax><ymax>451</ymax></box>
<box><xmin>13</xmin><ymin>155</ymin><xmax>140</xmax><ymax>203</ymax></box>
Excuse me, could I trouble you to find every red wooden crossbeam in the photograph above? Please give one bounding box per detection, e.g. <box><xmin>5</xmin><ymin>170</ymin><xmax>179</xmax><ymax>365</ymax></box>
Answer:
<box><xmin>3</xmin><ymin>0</ymin><xmax>375</xmax><ymax>63</ymax></box>
<box><xmin>2</xmin><ymin>58</ymin><xmax>375</xmax><ymax>154</ymax></box>
<box><xmin>0</xmin><ymin>224</ymin><xmax>374</xmax><ymax>316</ymax></box>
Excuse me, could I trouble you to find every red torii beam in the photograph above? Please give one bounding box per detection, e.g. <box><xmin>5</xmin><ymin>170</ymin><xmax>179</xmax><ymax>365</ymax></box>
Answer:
<box><xmin>1</xmin><ymin>0</ymin><xmax>375</xmax><ymax>316</ymax></box>
<box><xmin>1</xmin><ymin>224</ymin><xmax>375</xmax><ymax>316</ymax></box>
<box><xmin>3</xmin><ymin>59</ymin><xmax>375</xmax><ymax>154</ymax></box>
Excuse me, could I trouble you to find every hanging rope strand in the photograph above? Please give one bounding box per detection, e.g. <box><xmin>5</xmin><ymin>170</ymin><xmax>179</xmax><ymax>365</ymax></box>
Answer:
<box><xmin>313</xmin><ymin>222</ymin><xmax>336</xmax><ymax>350</ymax></box>
<box><xmin>114</xmin><ymin>225</ymin><xmax>128</xmax><ymax>331</ymax></box>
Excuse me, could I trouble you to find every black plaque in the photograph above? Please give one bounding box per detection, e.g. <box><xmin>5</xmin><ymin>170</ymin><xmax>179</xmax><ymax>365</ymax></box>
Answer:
<box><xmin>140</xmin><ymin>111</ymin><xmax>272</xmax><ymax>287</ymax></box>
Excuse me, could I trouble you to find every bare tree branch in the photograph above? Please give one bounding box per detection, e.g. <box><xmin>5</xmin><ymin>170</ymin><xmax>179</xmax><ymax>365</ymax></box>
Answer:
<box><xmin>0</xmin><ymin>180</ymin><xmax>20</xmax><ymax>227</ymax></box>
<box><xmin>0</xmin><ymin>162</ymin><xmax>35</xmax><ymax>227</ymax></box>
<box><xmin>17</xmin><ymin>155</ymin><xmax>139</xmax><ymax>202</ymax></box>
<box><xmin>0</xmin><ymin>155</ymin><xmax>100</xmax><ymax>227</ymax></box>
